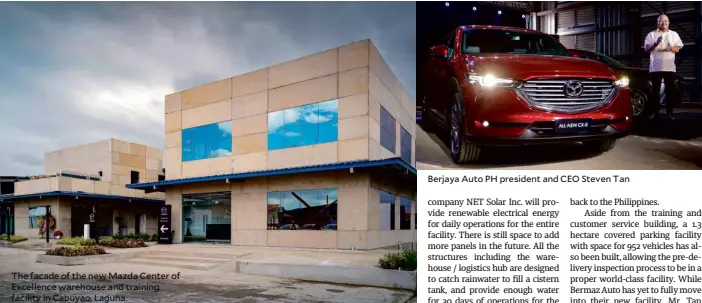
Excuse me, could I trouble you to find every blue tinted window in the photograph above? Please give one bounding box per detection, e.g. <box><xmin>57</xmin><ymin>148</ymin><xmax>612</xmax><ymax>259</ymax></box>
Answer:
<box><xmin>400</xmin><ymin>127</ymin><xmax>411</xmax><ymax>164</ymax></box>
<box><xmin>182</xmin><ymin>121</ymin><xmax>232</xmax><ymax>162</ymax></box>
<box><xmin>267</xmin><ymin>188</ymin><xmax>338</xmax><ymax>230</ymax></box>
<box><xmin>268</xmin><ymin>100</ymin><xmax>338</xmax><ymax>151</ymax></box>
<box><xmin>380</xmin><ymin>106</ymin><xmax>396</xmax><ymax>153</ymax></box>
<box><xmin>379</xmin><ymin>191</ymin><xmax>395</xmax><ymax>230</ymax></box>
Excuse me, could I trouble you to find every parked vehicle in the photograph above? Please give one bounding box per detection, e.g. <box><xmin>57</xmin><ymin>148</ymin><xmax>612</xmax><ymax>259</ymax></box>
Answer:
<box><xmin>421</xmin><ymin>26</ymin><xmax>632</xmax><ymax>164</ymax></box>
<box><xmin>567</xmin><ymin>49</ymin><xmax>686</xmax><ymax>119</ymax></box>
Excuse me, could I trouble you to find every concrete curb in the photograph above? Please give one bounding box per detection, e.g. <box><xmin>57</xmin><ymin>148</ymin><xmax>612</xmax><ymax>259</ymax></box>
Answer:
<box><xmin>36</xmin><ymin>252</ymin><xmax>139</xmax><ymax>266</ymax></box>
<box><xmin>236</xmin><ymin>261</ymin><xmax>417</xmax><ymax>291</ymax></box>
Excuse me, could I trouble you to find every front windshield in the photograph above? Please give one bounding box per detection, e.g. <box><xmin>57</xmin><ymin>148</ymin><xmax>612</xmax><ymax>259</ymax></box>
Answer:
<box><xmin>461</xmin><ymin>29</ymin><xmax>571</xmax><ymax>57</ymax></box>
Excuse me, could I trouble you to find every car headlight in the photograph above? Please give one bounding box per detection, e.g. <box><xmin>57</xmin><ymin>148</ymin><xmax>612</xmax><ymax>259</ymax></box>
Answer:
<box><xmin>615</xmin><ymin>77</ymin><xmax>629</xmax><ymax>88</ymax></box>
<box><xmin>468</xmin><ymin>73</ymin><xmax>515</xmax><ymax>88</ymax></box>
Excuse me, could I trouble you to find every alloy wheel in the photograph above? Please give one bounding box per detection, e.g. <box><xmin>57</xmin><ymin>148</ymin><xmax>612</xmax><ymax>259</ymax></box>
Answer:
<box><xmin>630</xmin><ymin>90</ymin><xmax>646</xmax><ymax>117</ymax></box>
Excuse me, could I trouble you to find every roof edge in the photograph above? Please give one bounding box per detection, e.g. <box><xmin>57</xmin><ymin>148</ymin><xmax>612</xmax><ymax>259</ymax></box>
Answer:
<box><xmin>127</xmin><ymin>158</ymin><xmax>416</xmax><ymax>190</ymax></box>
<box><xmin>0</xmin><ymin>191</ymin><xmax>164</xmax><ymax>204</ymax></box>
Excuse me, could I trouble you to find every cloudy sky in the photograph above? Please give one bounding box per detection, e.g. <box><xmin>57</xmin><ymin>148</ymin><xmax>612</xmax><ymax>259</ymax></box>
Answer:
<box><xmin>0</xmin><ymin>2</ymin><xmax>416</xmax><ymax>176</ymax></box>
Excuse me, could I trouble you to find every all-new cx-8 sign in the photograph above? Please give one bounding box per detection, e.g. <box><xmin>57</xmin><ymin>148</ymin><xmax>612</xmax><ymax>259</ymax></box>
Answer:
<box><xmin>158</xmin><ymin>205</ymin><xmax>171</xmax><ymax>244</ymax></box>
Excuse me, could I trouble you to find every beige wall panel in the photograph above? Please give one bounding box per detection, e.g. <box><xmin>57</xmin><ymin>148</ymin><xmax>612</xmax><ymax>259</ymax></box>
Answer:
<box><xmin>338</xmin><ymin>115</ymin><xmax>369</xmax><ymax>141</ymax></box>
<box><xmin>164</xmin><ymin>147</ymin><xmax>182</xmax><ymax>179</ymax></box>
<box><xmin>181</xmin><ymin>182</ymin><xmax>230</xmax><ymax>195</ymax></box>
<box><xmin>165</xmin><ymin>187</ymin><xmax>183</xmax><ymax>243</ymax></box>
<box><xmin>116</xmin><ymin>153</ymin><xmax>146</xmax><ymax>170</ymax></box>
<box><xmin>338</xmin><ymin>40</ymin><xmax>370</xmax><ymax>72</ymax></box>
<box><xmin>165</xmin><ymin>92</ymin><xmax>182</xmax><ymax>114</ymax></box>
<box><xmin>337</xmin><ymin>171</ymin><xmax>369</xmax><ymax>188</ymax></box>
<box><xmin>94</xmin><ymin>181</ymin><xmax>110</xmax><ymax>194</ymax></box>
<box><xmin>165</xmin><ymin>111</ymin><xmax>182</xmax><ymax>133</ymax></box>
<box><xmin>232</xmin><ymin>68</ymin><xmax>268</xmax><ymax>98</ymax></box>
<box><xmin>232</xmin><ymin>152</ymin><xmax>267</xmax><ymax>173</ymax></box>
<box><xmin>369</xmin><ymin>42</ymin><xmax>402</xmax><ymax>106</ymax></box>
<box><xmin>369</xmin><ymin>138</ymin><xmax>381</xmax><ymax>161</ymax></box>
<box><xmin>146</xmin><ymin>159</ymin><xmax>159</xmax><ymax>171</ymax></box>
<box><xmin>232</xmin><ymin>133</ymin><xmax>267</xmax><ymax>155</ymax></box>
<box><xmin>367</xmin><ymin>187</ymin><xmax>380</xmax><ymax>230</ymax></box>
<box><xmin>231</xmin><ymin>114</ymin><xmax>267</xmax><ymax>138</ymax></box>
<box><xmin>399</xmin><ymin>89</ymin><xmax>415</xmax><ymax>124</ymax></box>
<box><xmin>338</xmin><ymin>185</ymin><xmax>369</xmax><ymax>231</ymax></box>
<box><xmin>369</xmin><ymin>97</ymin><xmax>381</xmax><ymax>124</ymax></box>
<box><xmin>338</xmin><ymin>93</ymin><xmax>369</xmax><ymax>120</ymax></box>
<box><xmin>44</xmin><ymin>139</ymin><xmax>111</xmax><ymax>177</ymax></box>
<box><xmin>311</xmin><ymin>142</ymin><xmax>338</xmax><ymax>165</ymax></box>
<box><xmin>116</xmin><ymin>140</ymin><xmax>131</xmax><ymax>155</ymax></box>
<box><xmin>146</xmin><ymin>147</ymin><xmax>162</xmax><ymax>160</ymax></box>
<box><xmin>181</xmin><ymin>99</ymin><xmax>232</xmax><ymax>129</ymax></box>
<box><xmin>58</xmin><ymin>198</ymin><xmax>72</xmax><ymax>236</ymax></box>
<box><xmin>268</xmin><ymin>49</ymin><xmax>338</xmax><ymax>89</ymax></box>
<box><xmin>131</xmin><ymin>144</ymin><xmax>147</xmax><ymax>157</ymax></box>
<box><xmin>232</xmin><ymin>193</ymin><xmax>266</xmax><ymax>230</ymax></box>
<box><xmin>368</xmin><ymin>115</ymin><xmax>381</xmax><ymax>144</ymax></box>
<box><xmin>266</xmin><ymin>231</ymin><xmax>338</xmax><ymax>249</ymax></box>
<box><xmin>231</xmin><ymin>91</ymin><xmax>267</xmax><ymax>120</ymax></box>
<box><xmin>243</xmin><ymin>178</ymin><xmax>267</xmax><ymax>194</ymax></box>
<box><xmin>266</xmin><ymin>172</ymin><xmax>338</xmax><ymax>192</ymax></box>
<box><xmin>146</xmin><ymin>169</ymin><xmax>159</xmax><ymax>182</ymax></box>
<box><xmin>14</xmin><ymin>179</ymin><xmax>53</xmax><ymax>195</ymax></box>
<box><xmin>337</xmin><ymin>231</ymin><xmax>368</xmax><ymax>250</ymax></box>
<box><xmin>367</xmin><ymin>230</ymin><xmax>404</xmax><ymax>250</ymax></box>
<box><xmin>112</xmin><ymin>165</ymin><xmax>131</xmax><ymax>177</ymax></box>
<box><xmin>165</xmin><ymin>131</ymin><xmax>181</xmax><ymax>148</ymax></box>
<box><xmin>268</xmin><ymin>75</ymin><xmax>338</xmax><ymax>112</ymax></box>
<box><xmin>70</xmin><ymin>179</ymin><xmax>95</xmax><ymax>193</ymax></box>
<box><xmin>57</xmin><ymin>177</ymin><xmax>70</xmax><ymax>191</ymax></box>
<box><xmin>231</xmin><ymin>230</ymin><xmax>267</xmax><ymax>246</ymax></box>
<box><xmin>338</xmin><ymin>138</ymin><xmax>369</xmax><ymax>162</ymax></box>
<box><xmin>267</xmin><ymin>146</ymin><xmax>308</xmax><ymax>170</ymax></box>
<box><xmin>339</xmin><ymin>67</ymin><xmax>369</xmax><ymax>98</ymax></box>
<box><xmin>181</xmin><ymin>157</ymin><xmax>232</xmax><ymax>178</ymax></box>
<box><xmin>181</xmin><ymin>78</ymin><xmax>232</xmax><ymax>110</ymax></box>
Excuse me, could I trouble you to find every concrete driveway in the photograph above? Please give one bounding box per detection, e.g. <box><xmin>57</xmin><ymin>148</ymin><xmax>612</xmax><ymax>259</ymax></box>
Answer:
<box><xmin>0</xmin><ymin>247</ymin><xmax>414</xmax><ymax>303</ymax></box>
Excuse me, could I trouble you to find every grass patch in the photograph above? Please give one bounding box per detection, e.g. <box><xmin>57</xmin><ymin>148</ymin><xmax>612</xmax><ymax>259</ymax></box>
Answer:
<box><xmin>378</xmin><ymin>250</ymin><xmax>417</xmax><ymax>271</ymax></box>
<box><xmin>56</xmin><ymin>237</ymin><xmax>96</xmax><ymax>246</ymax></box>
<box><xmin>46</xmin><ymin>245</ymin><xmax>106</xmax><ymax>256</ymax></box>
<box><xmin>0</xmin><ymin>234</ymin><xmax>28</xmax><ymax>243</ymax></box>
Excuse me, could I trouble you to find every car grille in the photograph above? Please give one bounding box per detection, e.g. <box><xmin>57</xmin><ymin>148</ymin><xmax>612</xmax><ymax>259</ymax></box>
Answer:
<box><xmin>518</xmin><ymin>78</ymin><xmax>618</xmax><ymax>113</ymax></box>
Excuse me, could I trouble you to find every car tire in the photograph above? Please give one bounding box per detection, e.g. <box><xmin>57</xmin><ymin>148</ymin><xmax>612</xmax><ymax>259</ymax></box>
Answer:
<box><xmin>630</xmin><ymin>89</ymin><xmax>648</xmax><ymax>119</ymax></box>
<box><xmin>448</xmin><ymin>88</ymin><xmax>482</xmax><ymax>164</ymax></box>
<box><xmin>583</xmin><ymin>139</ymin><xmax>617</xmax><ymax>153</ymax></box>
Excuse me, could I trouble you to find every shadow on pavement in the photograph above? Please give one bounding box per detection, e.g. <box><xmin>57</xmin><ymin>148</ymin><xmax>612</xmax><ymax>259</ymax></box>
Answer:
<box><xmin>632</xmin><ymin>112</ymin><xmax>702</xmax><ymax>141</ymax></box>
<box><xmin>419</xmin><ymin>126</ymin><xmax>603</xmax><ymax>169</ymax></box>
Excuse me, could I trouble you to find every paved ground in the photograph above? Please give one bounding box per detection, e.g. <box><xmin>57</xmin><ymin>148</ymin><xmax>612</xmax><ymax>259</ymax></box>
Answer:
<box><xmin>416</xmin><ymin>111</ymin><xmax>702</xmax><ymax>170</ymax></box>
<box><xmin>0</xmin><ymin>246</ymin><xmax>414</xmax><ymax>303</ymax></box>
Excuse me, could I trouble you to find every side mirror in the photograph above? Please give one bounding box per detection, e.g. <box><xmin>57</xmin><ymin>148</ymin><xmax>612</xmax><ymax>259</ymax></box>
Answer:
<box><xmin>429</xmin><ymin>45</ymin><xmax>449</xmax><ymax>59</ymax></box>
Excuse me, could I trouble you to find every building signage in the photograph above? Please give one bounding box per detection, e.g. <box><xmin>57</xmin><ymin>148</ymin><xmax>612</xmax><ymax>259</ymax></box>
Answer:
<box><xmin>158</xmin><ymin>205</ymin><xmax>171</xmax><ymax>244</ymax></box>
<box><xmin>89</xmin><ymin>211</ymin><xmax>98</xmax><ymax>241</ymax></box>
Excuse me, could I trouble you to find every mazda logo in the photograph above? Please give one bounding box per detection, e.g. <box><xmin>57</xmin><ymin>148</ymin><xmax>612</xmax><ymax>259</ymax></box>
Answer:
<box><xmin>563</xmin><ymin>80</ymin><xmax>583</xmax><ymax>97</ymax></box>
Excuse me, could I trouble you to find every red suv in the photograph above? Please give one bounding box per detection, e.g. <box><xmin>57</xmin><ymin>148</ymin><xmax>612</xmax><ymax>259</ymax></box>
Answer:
<box><xmin>421</xmin><ymin>26</ymin><xmax>632</xmax><ymax>164</ymax></box>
